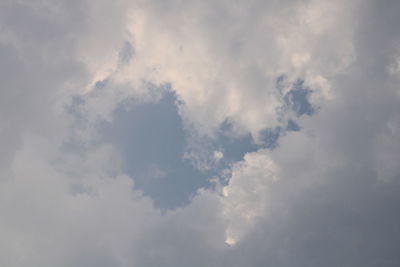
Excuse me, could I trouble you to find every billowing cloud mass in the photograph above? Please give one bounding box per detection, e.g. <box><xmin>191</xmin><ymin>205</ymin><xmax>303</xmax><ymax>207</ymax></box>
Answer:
<box><xmin>0</xmin><ymin>0</ymin><xmax>400</xmax><ymax>266</ymax></box>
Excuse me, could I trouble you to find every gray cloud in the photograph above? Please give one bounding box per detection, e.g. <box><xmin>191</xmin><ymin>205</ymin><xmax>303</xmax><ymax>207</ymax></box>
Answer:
<box><xmin>0</xmin><ymin>0</ymin><xmax>399</xmax><ymax>266</ymax></box>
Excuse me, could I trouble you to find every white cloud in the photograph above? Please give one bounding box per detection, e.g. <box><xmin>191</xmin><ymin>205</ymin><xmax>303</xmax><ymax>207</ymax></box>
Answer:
<box><xmin>221</xmin><ymin>151</ymin><xmax>279</xmax><ymax>245</ymax></box>
<box><xmin>70</xmin><ymin>0</ymin><xmax>357</xmax><ymax>141</ymax></box>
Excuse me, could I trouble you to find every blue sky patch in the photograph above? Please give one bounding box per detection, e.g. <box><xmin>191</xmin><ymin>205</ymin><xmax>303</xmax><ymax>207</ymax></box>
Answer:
<box><xmin>100</xmin><ymin>91</ymin><xmax>212</xmax><ymax>210</ymax></box>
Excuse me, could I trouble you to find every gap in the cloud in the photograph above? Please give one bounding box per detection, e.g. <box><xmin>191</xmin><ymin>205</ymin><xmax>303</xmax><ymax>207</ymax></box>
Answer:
<box><xmin>215</xmin><ymin>120</ymin><xmax>259</xmax><ymax>162</ymax></box>
<box><xmin>92</xmin><ymin>75</ymin><xmax>316</xmax><ymax>211</ymax></box>
<box><xmin>99</xmin><ymin>91</ymin><xmax>215</xmax><ymax>211</ymax></box>
<box><xmin>276</xmin><ymin>75</ymin><xmax>317</xmax><ymax>117</ymax></box>
<box><xmin>284</xmin><ymin>79</ymin><xmax>316</xmax><ymax>116</ymax></box>
<box><xmin>98</xmin><ymin>90</ymin><xmax>285</xmax><ymax>211</ymax></box>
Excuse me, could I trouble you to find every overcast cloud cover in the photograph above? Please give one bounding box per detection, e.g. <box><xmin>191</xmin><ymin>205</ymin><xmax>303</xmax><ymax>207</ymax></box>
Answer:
<box><xmin>1</xmin><ymin>0</ymin><xmax>400</xmax><ymax>266</ymax></box>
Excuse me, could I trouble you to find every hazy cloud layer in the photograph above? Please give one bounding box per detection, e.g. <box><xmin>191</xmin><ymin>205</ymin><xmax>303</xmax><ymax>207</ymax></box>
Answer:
<box><xmin>0</xmin><ymin>0</ymin><xmax>400</xmax><ymax>266</ymax></box>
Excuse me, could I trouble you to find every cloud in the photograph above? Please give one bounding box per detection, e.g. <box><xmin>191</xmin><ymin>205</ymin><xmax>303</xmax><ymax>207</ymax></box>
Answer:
<box><xmin>221</xmin><ymin>151</ymin><xmax>279</xmax><ymax>245</ymax></box>
<box><xmin>69</xmin><ymin>0</ymin><xmax>356</xmax><ymax>140</ymax></box>
<box><xmin>0</xmin><ymin>0</ymin><xmax>400</xmax><ymax>266</ymax></box>
<box><xmin>121</xmin><ymin>0</ymin><xmax>356</xmax><ymax>139</ymax></box>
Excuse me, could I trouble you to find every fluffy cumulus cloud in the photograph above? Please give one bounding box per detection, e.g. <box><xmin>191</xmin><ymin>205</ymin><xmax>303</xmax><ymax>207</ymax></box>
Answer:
<box><xmin>1</xmin><ymin>0</ymin><xmax>400</xmax><ymax>266</ymax></box>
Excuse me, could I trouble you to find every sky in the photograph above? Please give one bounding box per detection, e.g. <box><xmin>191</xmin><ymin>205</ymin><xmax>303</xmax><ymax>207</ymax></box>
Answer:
<box><xmin>0</xmin><ymin>0</ymin><xmax>400</xmax><ymax>266</ymax></box>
